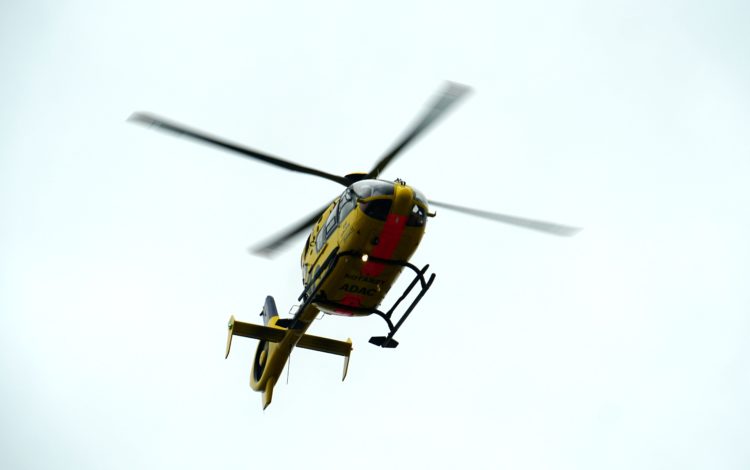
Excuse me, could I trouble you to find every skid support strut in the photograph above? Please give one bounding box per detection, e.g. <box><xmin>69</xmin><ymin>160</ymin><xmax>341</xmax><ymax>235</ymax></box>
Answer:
<box><xmin>310</xmin><ymin>251</ymin><xmax>436</xmax><ymax>348</ymax></box>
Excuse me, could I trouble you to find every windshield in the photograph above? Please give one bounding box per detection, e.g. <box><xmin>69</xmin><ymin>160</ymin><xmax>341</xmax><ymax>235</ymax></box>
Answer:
<box><xmin>351</xmin><ymin>180</ymin><xmax>394</xmax><ymax>199</ymax></box>
<box><xmin>412</xmin><ymin>187</ymin><xmax>428</xmax><ymax>207</ymax></box>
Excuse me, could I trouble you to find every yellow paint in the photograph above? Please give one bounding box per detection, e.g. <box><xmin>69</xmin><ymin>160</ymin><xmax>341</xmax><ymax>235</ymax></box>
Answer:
<box><xmin>239</xmin><ymin>180</ymin><xmax>430</xmax><ymax>408</ymax></box>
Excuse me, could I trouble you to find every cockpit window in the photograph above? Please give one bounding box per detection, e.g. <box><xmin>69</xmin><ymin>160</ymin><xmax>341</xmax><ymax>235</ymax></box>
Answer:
<box><xmin>407</xmin><ymin>204</ymin><xmax>427</xmax><ymax>227</ymax></box>
<box><xmin>316</xmin><ymin>202</ymin><xmax>338</xmax><ymax>251</ymax></box>
<box><xmin>413</xmin><ymin>188</ymin><xmax>428</xmax><ymax>208</ymax></box>
<box><xmin>338</xmin><ymin>188</ymin><xmax>357</xmax><ymax>222</ymax></box>
<box><xmin>360</xmin><ymin>199</ymin><xmax>392</xmax><ymax>221</ymax></box>
<box><xmin>351</xmin><ymin>180</ymin><xmax>394</xmax><ymax>199</ymax></box>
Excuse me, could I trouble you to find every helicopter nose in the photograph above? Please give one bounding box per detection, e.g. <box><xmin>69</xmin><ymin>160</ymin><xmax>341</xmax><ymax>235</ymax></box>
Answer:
<box><xmin>391</xmin><ymin>184</ymin><xmax>414</xmax><ymax>219</ymax></box>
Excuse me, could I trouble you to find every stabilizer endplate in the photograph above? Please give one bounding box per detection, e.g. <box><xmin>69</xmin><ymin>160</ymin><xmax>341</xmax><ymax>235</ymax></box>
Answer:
<box><xmin>226</xmin><ymin>316</ymin><xmax>235</xmax><ymax>359</ymax></box>
<box><xmin>342</xmin><ymin>339</ymin><xmax>352</xmax><ymax>381</ymax></box>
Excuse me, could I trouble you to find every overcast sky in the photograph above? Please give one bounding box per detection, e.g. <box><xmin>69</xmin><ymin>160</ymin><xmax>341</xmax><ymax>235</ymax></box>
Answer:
<box><xmin>2</xmin><ymin>1</ymin><xmax>749</xmax><ymax>469</ymax></box>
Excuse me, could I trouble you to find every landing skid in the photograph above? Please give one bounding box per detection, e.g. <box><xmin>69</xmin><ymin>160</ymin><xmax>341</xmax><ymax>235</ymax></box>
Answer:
<box><xmin>303</xmin><ymin>250</ymin><xmax>436</xmax><ymax>348</ymax></box>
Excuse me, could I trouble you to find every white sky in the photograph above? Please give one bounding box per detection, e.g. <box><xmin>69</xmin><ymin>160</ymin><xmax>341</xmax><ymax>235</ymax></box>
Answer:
<box><xmin>2</xmin><ymin>1</ymin><xmax>749</xmax><ymax>469</ymax></box>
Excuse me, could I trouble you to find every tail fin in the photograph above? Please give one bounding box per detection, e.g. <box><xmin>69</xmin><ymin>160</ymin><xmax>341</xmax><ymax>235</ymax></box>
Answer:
<box><xmin>261</xmin><ymin>296</ymin><xmax>278</xmax><ymax>326</ymax></box>
<box><xmin>262</xmin><ymin>378</ymin><xmax>276</xmax><ymax>410</ymax></box>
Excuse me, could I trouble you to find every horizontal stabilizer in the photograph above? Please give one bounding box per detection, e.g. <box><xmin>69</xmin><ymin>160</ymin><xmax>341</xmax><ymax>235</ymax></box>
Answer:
<box><xmin>231</xmin><ymin>317</ymin><xmax>286</xmax><ymax>342</ymax></box>
<box><xmin>226</xmin><ymin>316</ymin><xmax>353</xmax><ymax>362</ymax></box>
<box><xmin>226</xmin><ymin>315</ymin><xmax>285</xmax><ymax>358</ymax></box>
<box><xmin>297</xmin><ymin>334</ymin><xmax>352</xmax><ymax>357</ymax></box>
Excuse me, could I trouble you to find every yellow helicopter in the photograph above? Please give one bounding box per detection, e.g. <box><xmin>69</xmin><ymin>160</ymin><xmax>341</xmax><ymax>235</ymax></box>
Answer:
<box><xmin>129</xmin><ymin>82</ymin><xmax>580</xmax><ymax>409</ymax></box>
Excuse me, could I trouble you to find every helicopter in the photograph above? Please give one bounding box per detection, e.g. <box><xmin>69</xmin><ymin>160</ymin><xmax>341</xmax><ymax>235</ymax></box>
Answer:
<box><xmin>129</xmin><ymin>82</ymin><xmax>580</xmax><ymax>409</ymax></box>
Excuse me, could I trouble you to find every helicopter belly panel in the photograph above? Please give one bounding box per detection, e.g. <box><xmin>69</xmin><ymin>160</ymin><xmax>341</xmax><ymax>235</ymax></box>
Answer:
<box><xmin>313</xmin><ymin>225</ymin><xmax>425</xmax><ymax>316</ymax></box>
<box><xmin>314</xmin><ymin>262</ymin><xmax>396</xmax><ymax>316</ymax></box>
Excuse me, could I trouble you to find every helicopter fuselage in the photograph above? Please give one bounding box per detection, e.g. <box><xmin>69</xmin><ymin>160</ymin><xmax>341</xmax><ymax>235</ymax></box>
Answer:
<box><xmin>301</xmin><ymin>178</ymin><xmax>428</xmax><ymax>316</ymax></box>
<box><xmin>241</xmin><ymin>178</ymin><xmax>431</xmax><ymax>406</ymax></box>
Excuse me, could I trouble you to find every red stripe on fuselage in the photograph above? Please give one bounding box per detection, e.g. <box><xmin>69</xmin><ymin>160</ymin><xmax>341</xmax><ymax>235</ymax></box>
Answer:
<box><xmin>362</xmin><ymin>213</ymin><xmax>407</xmax><ymax>277</ymax></box>
<box><xmin>334</xmin><ymin>293</ymin><xmax>362</xmax><ymax>315</ymax></box>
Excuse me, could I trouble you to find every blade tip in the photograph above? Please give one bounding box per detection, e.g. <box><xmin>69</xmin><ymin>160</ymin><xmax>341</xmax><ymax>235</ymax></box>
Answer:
<box><xmin>248</xmin><ymin>246</ymin><xmax>277</xmax><ymax>258</ymax></box>
<box><xmin>557</xmin><ymin>227</ymin><xmax>583</xmax><ymax>237</ymax></box>
<box><xmin>127</xmin><ymin>111</ymin><xmax>155</xmax><ymax>126</ymax></box>
<box><xmin>443</xmin><ymin>81</ymin><xmax>473</xmax><ymax>97</ymax></box>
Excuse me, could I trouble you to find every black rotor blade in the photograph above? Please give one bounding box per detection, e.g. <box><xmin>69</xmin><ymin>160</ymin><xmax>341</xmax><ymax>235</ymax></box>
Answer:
<box><xmin>429</xmin><ymin>200</ymin><xmax>582</xmax><ymax>237</ymax></box>
<box><xmin>128</xmin><ymin>112</ymin><xmax>350</xmax><ymax>186</ymax></box>
<box><xmin>249</xmin><ymin>204</ymin><xmax>330</xmax><ymax>257</ymax></box>
<box><xmin>367</xmin><ymin>81</ymin><xmax>471</xmax><ymax>179</ymax></box>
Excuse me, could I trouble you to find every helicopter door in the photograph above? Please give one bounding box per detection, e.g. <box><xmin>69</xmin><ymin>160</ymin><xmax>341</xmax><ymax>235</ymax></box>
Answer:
<box><xmin>315</xmin><ymin>201</ymin><xmax>339</xmax><ymax>252</ymax></box>
<box><xmin>314</xmin><ymin>188</ymin><xmax>358</xmax><ymax>252</ymax></box>
<box><xmin>337</xmin><ymin>188</ymin><xmax>357</xmax><ymax>221</ymax></box>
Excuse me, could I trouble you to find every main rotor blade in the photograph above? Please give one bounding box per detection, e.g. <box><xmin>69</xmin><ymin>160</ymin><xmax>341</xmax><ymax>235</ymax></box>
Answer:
<box><xmin>367</xmin><ymin>81</ymin><xmax>471</xmax><ymax>179</ymax></box>
<box><xmin>128</xmin><ymin>112</ymin><xmax>350</xmax><ymax>186</ymax></box>
<box><xmin>249</xmin><ymin>204</ymin><xmax>330</xmax><ymax>257</ymax></box>
<box><xmin>429</xmin><ymin>200</ymin><xmax>582</xmax><ymax>237</ymax></box>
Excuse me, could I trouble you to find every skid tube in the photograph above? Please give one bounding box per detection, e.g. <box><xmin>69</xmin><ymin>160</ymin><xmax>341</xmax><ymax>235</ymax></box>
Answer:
<box><xmin>306</xmin><ymin>250</ymin><xmax>436</xmax><ymax>349</ymax></box>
